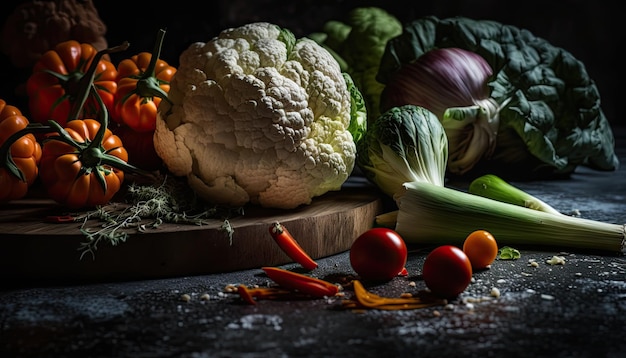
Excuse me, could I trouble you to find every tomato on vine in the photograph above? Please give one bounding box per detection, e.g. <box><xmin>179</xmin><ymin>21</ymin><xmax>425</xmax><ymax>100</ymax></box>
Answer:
<box><xmin>38</xmin><ymin>117</ymin><xmax>132</xmax><ymax>209</ymax></box>
<box><xmin>113</xmin><ymin>29</ymin><xmax>176</xmax><ymax>132</ymax></box>
<box><xmin>22</xmin><ymin>41</ymin><xmax>147</xmax><ymax>209</ymax></box>
<box><xmin>112</xmin><ymin>29</ymin><xmax>175</xmax><ymax>171</ymax></box>
<box><xmin>0</xmin><ymin>99</ymin><xmax>42</xmax><ymax>202</ymax></box>
<box><xmin>25</xmin><ymin>40</ymin><xmax>119</xmax><ymax>127</ymax></box>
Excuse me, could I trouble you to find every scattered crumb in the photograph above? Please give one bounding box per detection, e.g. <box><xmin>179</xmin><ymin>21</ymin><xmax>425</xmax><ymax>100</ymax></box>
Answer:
<box><xmin>490</xmin><ymin>287</ymin><xmax>501</xmax><ymax>298</ymax></box>
<box><xmin>567</xmin><ymin>209</ymin><xmax>581</xmax><ymax>217</ymax></box>
<box><xmin>200</xmin><ymin>293</ymin><xmax>211</xmax><ymax>301</ymax></box>
<box><xmin>540</xmin><ymin>294</ymin><xmax>555</xmax><ymax>300</ymax></box>
<box><xmin>181</xmin><ymin>294</ymin><xmax>191</xmax><ymax>302</ymax></box>
<box><xmin>546</xmin><ymin>256</ymin><xmax>566</xmax><ymax>265</ymax></box>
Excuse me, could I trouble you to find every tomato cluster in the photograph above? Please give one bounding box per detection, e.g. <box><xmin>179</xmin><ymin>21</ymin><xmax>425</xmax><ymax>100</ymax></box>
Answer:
<box><xmin>0</xmin><ymin>100</ymin><xmax>42</xmax><ymax>202</ymax></box>
<box><xmin>350</xmin><ymin>228</ymin><xmax>499</xmax><ymax>299</ymax></box>
<box><xmin>422</xmin><ymin>229</ymin><xmax>499</xmax><ymax>298</ymax></box>
<box><xmin>0</xmin><ymin>31</ymin><xmax>176</xmax><ymax>209</ymax></box>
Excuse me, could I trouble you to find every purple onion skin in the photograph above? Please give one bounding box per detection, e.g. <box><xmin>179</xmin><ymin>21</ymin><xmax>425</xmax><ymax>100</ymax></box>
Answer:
<box><xmin>381</xmin><ymin>48</ymin><xmax>493</xmax><ymax>119</ymax></box>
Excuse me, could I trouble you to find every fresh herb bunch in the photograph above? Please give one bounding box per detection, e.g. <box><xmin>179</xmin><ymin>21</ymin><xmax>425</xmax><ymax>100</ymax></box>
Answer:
<box><xmin>77</xmin><ymin>174</ymin><xmax>243</xmax><ymax>259</ymax></box>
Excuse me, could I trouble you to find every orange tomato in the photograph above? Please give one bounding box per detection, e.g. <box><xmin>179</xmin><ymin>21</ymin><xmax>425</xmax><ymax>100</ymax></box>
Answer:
<box><xmin>0</xmin><ymin>100</ymin><xmax>42</xmax><ymax>202</ymax></box>
<box><xmin>111</xmin><ymin>30</ymin><xmax>173</xmax><ymax>171</ymax></box>
<box><xmin>114</xmin><ymin>51</ymin><xmax>176</xmax><ymax>132</ymax></box>
<box><xmin>25</xmin><ymin>40</ymin><xmax>118</xmax><ymax>126</ymax></box>
<box><xmin>462</xmin><ymin>230</ymin><xmax>499</xmax><ymax>269</ymax></box>
<box><xmin>38</xmin><ymin>119</ymin><xmax>127</xmax><ymax>209</ymax></box>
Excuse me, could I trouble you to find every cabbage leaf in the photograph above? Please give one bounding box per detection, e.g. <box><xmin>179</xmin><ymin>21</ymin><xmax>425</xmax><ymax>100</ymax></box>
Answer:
<box><xmin>377</xmin><ymin>16</ymin><xmax>619</xmax><ymax>179</ymax></box>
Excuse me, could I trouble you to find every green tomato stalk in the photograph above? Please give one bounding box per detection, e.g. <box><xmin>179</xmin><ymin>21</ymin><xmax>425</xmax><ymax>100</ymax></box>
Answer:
<box><xmin>468</xmin><ymin>174</ymin><xmax>562</xmax><ymax>215</ymax></box>
<box><xmin>395</xmin><ymin>181</ymin><xmax>625</xmax><ymax>253</ymax></box>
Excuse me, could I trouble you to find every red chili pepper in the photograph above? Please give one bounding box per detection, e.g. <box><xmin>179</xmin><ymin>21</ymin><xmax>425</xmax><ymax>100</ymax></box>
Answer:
<box><xmin>269</xmin><ymin>222</ymin><xmax>318</xmax><ymax>271</ymax></box>
<box><xmin>262</xmin><ymin>267</ymin><xmax>339</xmax><ymax>298</ymax></box>
<box><xmin>45</xmin><ymin>215</ymin><xmax>77</xmax><ymax>223</ymax></box>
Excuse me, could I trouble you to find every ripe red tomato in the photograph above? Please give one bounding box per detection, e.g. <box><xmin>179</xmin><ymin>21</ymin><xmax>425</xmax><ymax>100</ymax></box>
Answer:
<box><xmin>422</xmin><ymin>245</ymin><xmax>472</xmax><ymax>298</ymax></box>
<box><xmin>114</xmin><ymin>124</ymin><xmax>163</xmax><ymax>171</ymax></box>
<box><xmin>463</xmin><ymin>230</ymin><xmax>498</xmax><ymax>269</ymax></box>
<box><xmin>349</xmin><ymin>228</ymin><xmax>407</xmax><ymax>281</ymax></box>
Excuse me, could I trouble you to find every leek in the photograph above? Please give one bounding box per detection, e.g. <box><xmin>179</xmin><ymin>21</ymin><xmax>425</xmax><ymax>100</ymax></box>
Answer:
<box><xmin>375</xmin><ymin>210</ymin><xmax>398</xmax><ymax>229</ymax></box>
<box><xmin>395</xmin><ymin>181</ymin><xmax>625</xmax><ymax>253</ymax></box>
<box><xmin>468</xmin><ymin>174</ymin><xmax>562</xmax><ymax>215</ymax></box>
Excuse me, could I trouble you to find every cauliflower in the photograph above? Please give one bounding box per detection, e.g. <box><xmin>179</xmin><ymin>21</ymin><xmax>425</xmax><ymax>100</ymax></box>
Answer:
<box><xmin>154</xmin><ymin>22</ymin><xmax>365</xmax><ymax>209</ymax></box>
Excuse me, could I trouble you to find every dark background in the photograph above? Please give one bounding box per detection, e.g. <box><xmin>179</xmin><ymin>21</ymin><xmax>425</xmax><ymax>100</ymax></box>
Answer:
<box><xmin>1</xmin><ymin>0</ymin><xmax>622</xmax><ymax>127</ymax></box>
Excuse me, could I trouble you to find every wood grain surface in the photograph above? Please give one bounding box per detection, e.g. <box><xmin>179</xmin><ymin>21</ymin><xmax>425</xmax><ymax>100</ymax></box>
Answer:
<box><xmin>0</xmin><ymin>178</ymin><xmax>384</xmax><ymax>284</ymax></box>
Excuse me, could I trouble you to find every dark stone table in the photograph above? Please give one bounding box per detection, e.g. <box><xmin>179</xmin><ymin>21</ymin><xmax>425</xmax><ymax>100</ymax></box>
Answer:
<box><xmin>1</xmin><ymin>127</ymin><xmax>624</xmax><ymax>358</ymax></box>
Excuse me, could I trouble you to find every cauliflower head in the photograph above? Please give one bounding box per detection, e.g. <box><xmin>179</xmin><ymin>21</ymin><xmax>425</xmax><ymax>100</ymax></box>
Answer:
<box><xmin>154</xmin><ymin>22</ymin><xmax>363</xmax><ymax>209</ymax></box>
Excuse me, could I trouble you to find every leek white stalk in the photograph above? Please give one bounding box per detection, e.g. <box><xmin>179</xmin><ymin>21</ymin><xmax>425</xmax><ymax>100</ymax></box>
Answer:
<box><xmin>468</xmin><ymin>174</ymin><xmax>562</xmax><ymax>215</ymax></box>
<box><xmin>395</xmin><ymin>181</ymin><xmax>625</xmax><ymax>253</ymax></box>
<box><xmin>375</xmin><ymin>210</ymin><xmax>398</xmax><ymax>228</ymax></box>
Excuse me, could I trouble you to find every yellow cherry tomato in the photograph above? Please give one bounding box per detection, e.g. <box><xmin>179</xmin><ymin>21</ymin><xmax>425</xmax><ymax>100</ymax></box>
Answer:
<box><xmin>463</xmin><ymin>230</ymin><xmax>498</xmax><ymax>269</ymax></box>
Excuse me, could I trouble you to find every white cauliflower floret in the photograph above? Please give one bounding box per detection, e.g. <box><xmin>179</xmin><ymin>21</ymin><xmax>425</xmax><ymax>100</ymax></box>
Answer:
<box><xmin>154</xmin><ymin>22</ymin><xmax>360</xmax><ymax>209</ymax></box>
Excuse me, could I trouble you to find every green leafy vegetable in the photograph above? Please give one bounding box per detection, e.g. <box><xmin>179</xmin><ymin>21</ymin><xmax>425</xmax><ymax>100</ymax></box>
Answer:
<box><xmin>498</xmin><ymin>246</ymin><xmax>521</xmax><ymax>260</ymax></box>
<box><xmin>377</xmin><ymin>16</ymin><xmax>619</xmax><ymax>180</ymax></box>
<box><xmin>309</xmin><ymin>7</ymin><xmax>402</xmax><ymax>123</ymax></box>
<box><xmin>380</xmin><ymin>47</ymin><xmax>500</xmax><ymax>176</ymax></box>
<box><xmin>344</xmin><ymin>72</ymin><xmax>368</xmax><ymax>146</ymax></box>
<box><xmin>356</xmin><ymin>105</ymin><xmax>448</xmax><ymax>200</ymax></box>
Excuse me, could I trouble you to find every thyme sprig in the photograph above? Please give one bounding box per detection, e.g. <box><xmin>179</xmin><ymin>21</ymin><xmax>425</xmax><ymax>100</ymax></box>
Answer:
<box><xmin>76</xmin><ymin>174</ymin><xmax>243</xmax><ymax>260</ymax></box>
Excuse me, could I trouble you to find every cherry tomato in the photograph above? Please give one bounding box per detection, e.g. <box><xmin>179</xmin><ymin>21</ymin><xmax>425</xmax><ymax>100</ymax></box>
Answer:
<box><xmin>349</xmin><ymin>228</ymin><xmax>407</xmax><ymax>281</ymax></box>
<box><xmin>463</xmin><ymin>230</ymin><xmax>499</xmax><ymax>269</ymax></box>
<box><xmin>422</xmin><ymin>245</ymin><xmax>472</xmax><ymax>298</ymax></box>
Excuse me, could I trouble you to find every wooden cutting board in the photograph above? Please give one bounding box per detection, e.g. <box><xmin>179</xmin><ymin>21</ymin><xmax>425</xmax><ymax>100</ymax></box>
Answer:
<box><xmin>0</xmin><ymin>177</ymin><xmax>384</xmax><ymax>285</ymax></box>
